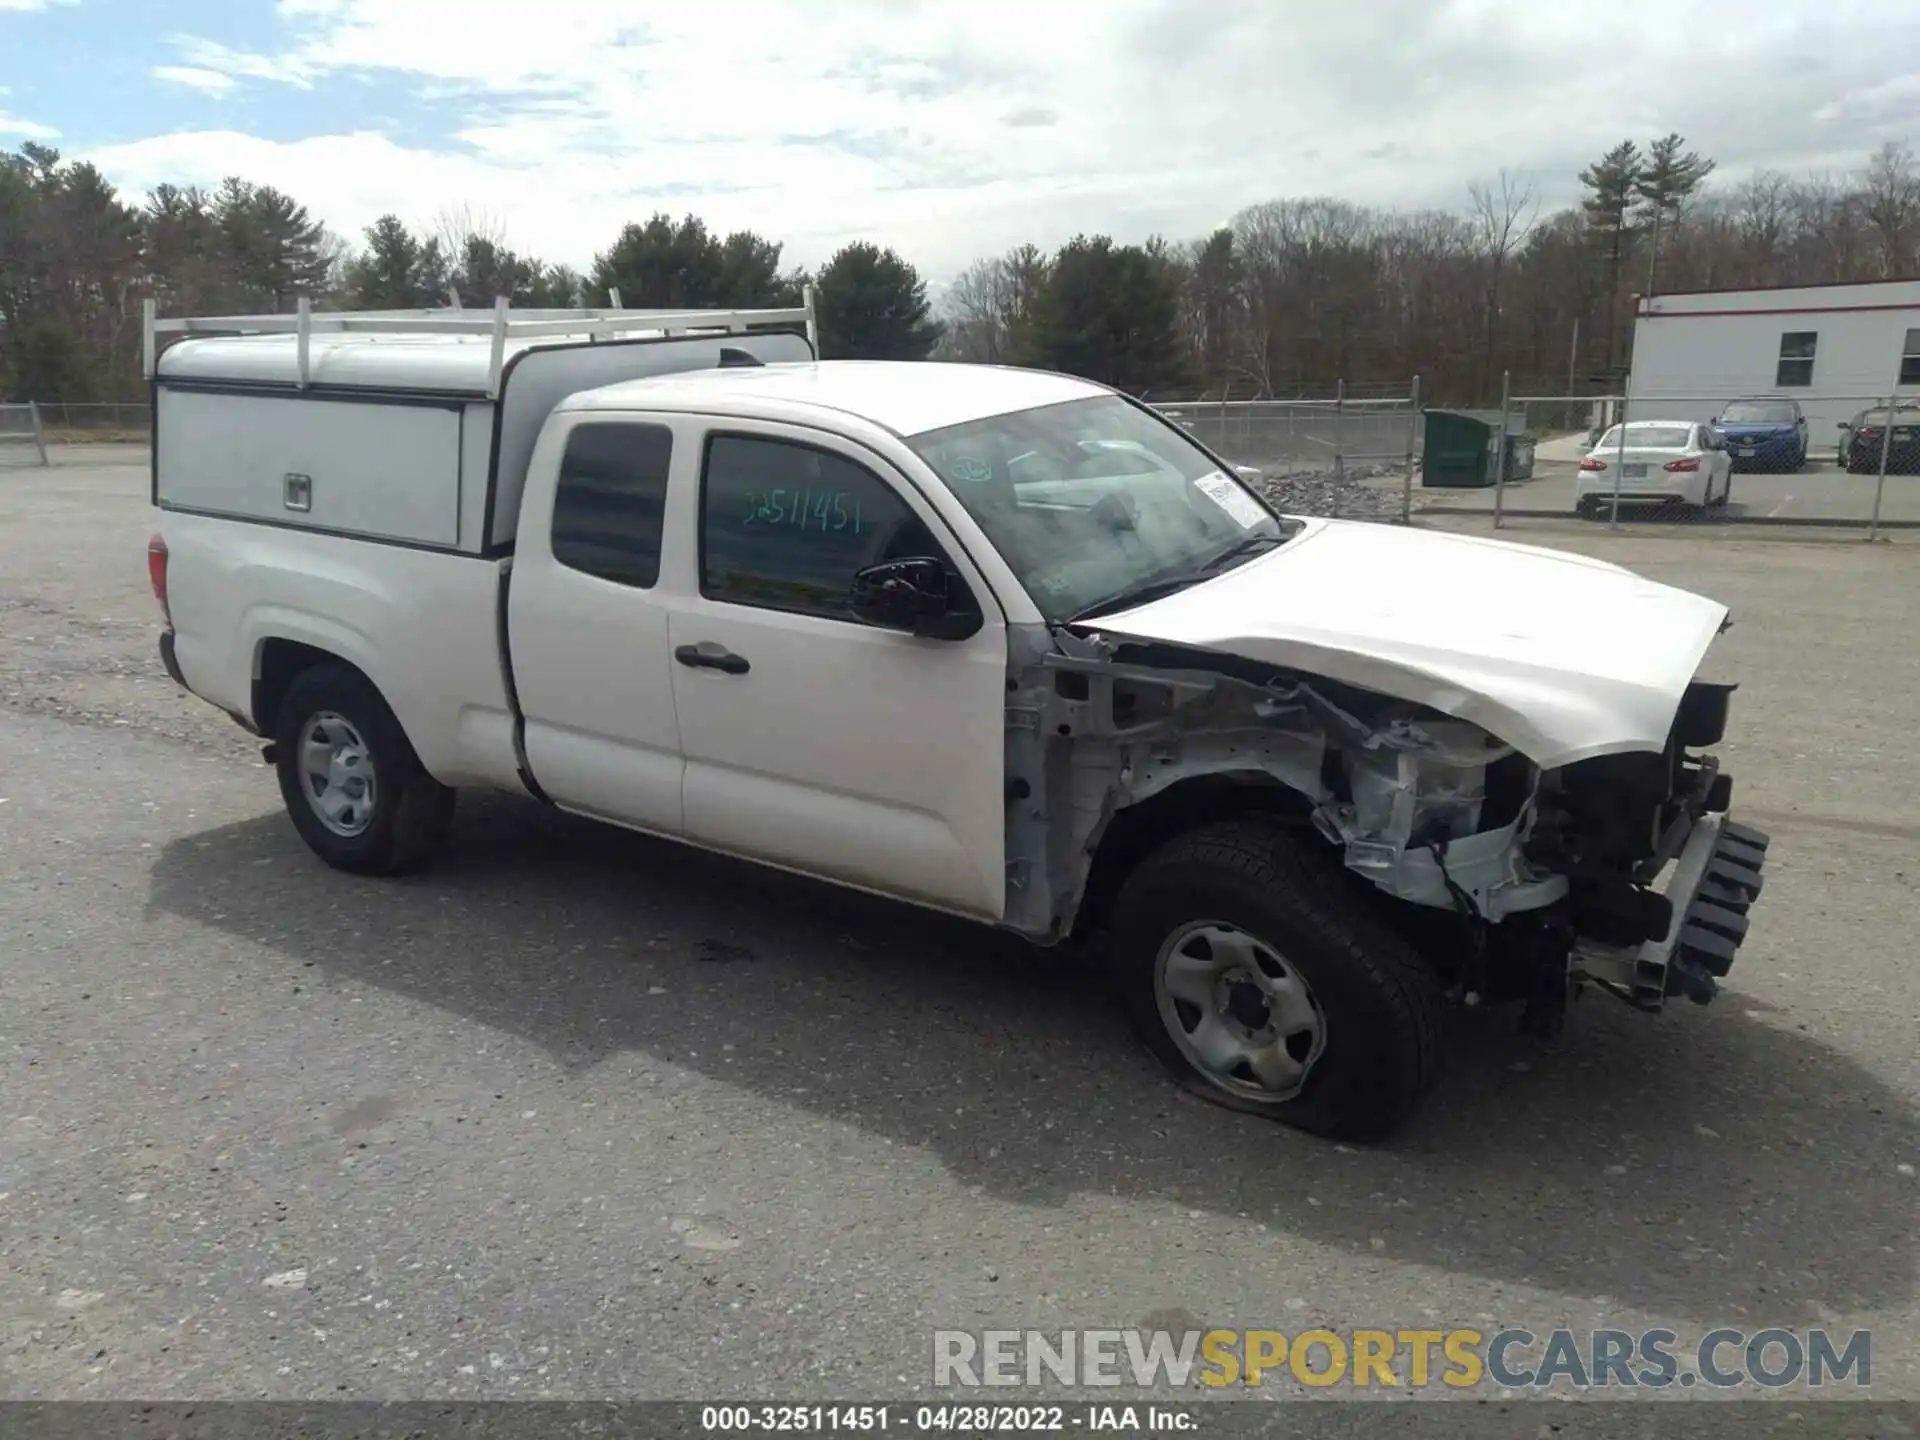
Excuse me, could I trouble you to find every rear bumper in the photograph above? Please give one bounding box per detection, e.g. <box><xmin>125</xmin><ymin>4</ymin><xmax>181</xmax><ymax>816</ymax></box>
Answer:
<box><xmin>1576</xmin><ymin>478</ymin><xmax>1703</xmax><ymax>505</ymax></box>
<box><xmin>158</xmin><ymin>628</ymin><xmax>258</xmax><ymax>735</ymax></box>
<box><xmin>1572</xmin><ymin>812</ymin><xmax>1769</xmax><ymax>1008</ymax></box>
<box><xmin>1721</xmin><ymin>436</ymin><xmax>1800</xmax><ymax>468</ymax></box>
<box><xmin>1848</xmin><ymin>441</ymin><xmax>1920</xmax><ymax>472</ymax></box>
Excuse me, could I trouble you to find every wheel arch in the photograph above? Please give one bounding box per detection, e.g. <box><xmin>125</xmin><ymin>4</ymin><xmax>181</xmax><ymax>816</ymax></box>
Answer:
<box><xmin>1070</xmin><ymin>771</ymin><xmax>1323</xmax><ymax>942</ymax></box>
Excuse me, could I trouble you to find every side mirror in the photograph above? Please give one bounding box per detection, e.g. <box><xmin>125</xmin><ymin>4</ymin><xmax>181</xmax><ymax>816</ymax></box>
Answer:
<box><xmin>1838</xmin><ymin>422</ymin><xmax>1852</xmax><ymax>431</ymax></box>
<box><xmin>850</xmin><ymin>557</ymin><xmax>981</xmax><ymax>641</ymax></box>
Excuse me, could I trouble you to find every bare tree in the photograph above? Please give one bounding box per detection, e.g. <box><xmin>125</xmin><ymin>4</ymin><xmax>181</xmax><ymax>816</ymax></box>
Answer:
<box><xmin>940</xmin><ymin>256</ymin><xmax>1012</xmax><ymax>363</ymax></box>
<box><xmin>431</xmin><ymin>204</ymin><xmax>510</xmax><ymax>304</ymax></box>
<box><xmin>1468</xmin><ymin>169</ymin><xmax>1538</xmax><ymax>397</ymax></box>
<box><xmin>1733</xmin><ymin>170</ymin><xmax>1790</xmax><ymax>284</ymax></box>
<box><xmin>1860</xmin><ymin>141</ymin><xmax>1920</xmax><ymax>278</ymax></box>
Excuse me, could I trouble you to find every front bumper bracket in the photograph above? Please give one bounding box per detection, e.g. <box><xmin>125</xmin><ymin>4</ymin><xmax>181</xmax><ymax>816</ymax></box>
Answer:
<box><xmin>1573</xmin><ymin>814</ymin><xmax>1770</xmax><ymax>1009</ymax></box>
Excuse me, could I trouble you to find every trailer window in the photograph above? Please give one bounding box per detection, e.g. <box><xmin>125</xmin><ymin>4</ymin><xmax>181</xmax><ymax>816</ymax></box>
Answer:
<box><xmin>1776</xmin><ymin>332</ymin><xmax>1817</xmax><ymax>387</ymax></box>
<box><xmin>700</xmin><ymin>434</ymin><xmax>958</xmax><ymax>622</ymax></box>
<box><xmin>550</xmin><ymin>422</ymin><xmax>674</xmax><ymax>589</ymax></box>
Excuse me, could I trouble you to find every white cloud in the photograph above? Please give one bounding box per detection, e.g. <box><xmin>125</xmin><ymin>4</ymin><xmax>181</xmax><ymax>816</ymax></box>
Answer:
<box><xmin>78</xmin><ymin>0</ymin><xmax>1920</xmax><ymax>278</ymax></box>
<box><xmin>0</xmin><ymin>0</ymin><xmax>78</xmax><ymax>10</ymax></box>
<box><xmin>1813</xmin><ymin>73</ymin><xmax>1920</xmax><ymax>126</ymax></box>
<box><xmin>166</xmin><ymin>35</ymin><xmax>316</xmax><ymax>90</ymax></box>
<box><xmin>151</xmin><ymin>66</ymin><xmax>241</xmax><ymax>97</ymax></box>
<box><xmin>0</xmin><ymin>111</ymin><xmax>59</xmax><ymax>139</ymax></box>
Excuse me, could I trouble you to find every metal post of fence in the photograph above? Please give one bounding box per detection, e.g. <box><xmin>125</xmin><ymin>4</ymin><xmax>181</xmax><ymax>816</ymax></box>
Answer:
<box><xmin>1870</xmin><ymin>394</ymin><xmax>1895</xmax><ymax>541</ymax></box>
<box><xmin>1490</xmin><ymin>370</ymin><xmax>1512</xmax><ymax>530</ymax></box>
<box><xmin>1402</xmin><ymin>374</ymin><xmax>1420</xmax><ymax>525</ymax></box>
<box><xmin>1332</xmin><ymin>379</ymin><xmax>1346</xmax><ymax>519</ymax></box>
<box><xmin>1608</xmin><ymin>391</ymin><xmax>1629</xmax><ymax>530</ymax></box>
<box><xmin>28</xmin><ymin>400</ymin><xmax>48</xmax><ymax>466</ymax></box>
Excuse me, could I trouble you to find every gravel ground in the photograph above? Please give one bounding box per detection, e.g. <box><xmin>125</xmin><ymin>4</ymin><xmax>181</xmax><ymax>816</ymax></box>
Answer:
<box><xmin>2</xmin><ymin>448</ymin><xmax>1917</xmax><ymax>1407</ymax></box>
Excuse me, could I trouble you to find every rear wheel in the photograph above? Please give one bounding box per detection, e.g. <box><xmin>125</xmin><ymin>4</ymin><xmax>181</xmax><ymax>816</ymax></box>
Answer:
<box><xmin>1107</xmin><ymin>819</ymin><xmax>1443</xmax><ymax>1142</ymax></box>
<box><xmin>273</xmin><ymin>662</ymin><xmax>455</xmax><ymax>875</ymax></box>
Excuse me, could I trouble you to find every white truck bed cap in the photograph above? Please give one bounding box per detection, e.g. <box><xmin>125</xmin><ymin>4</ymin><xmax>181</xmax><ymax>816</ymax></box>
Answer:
<box><xmin>561</xmin><ymin>359</ymin><xmax>1113</xmax><ymax>438</ymax></box>
<box><xmin>144</xmin><ymin>295</ymin><xmax>818</xmax><ymax>399</ymax></box>
<box><xmin>157</xmin><ymin>332</ymin><xmax>587</xmax><ymax>395</ymax></box>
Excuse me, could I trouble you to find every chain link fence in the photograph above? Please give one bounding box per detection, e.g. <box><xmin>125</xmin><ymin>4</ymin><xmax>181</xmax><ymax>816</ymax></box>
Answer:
<box><xmin>1415</xmin><ymin>378</ymin><xmax>1920</xmax><ymax>535</ymax></box>
<box><xmin>0</xmin><ymin>401</ymin><xmax>50</xmax><ymax>466</ymax></box>
<box><xmin>22</xmin><ymin>382</ymin><xmax>1919</xmax><ymax>533</ymax></box>
<box><xmin>28</xmin><ymin>400</ymin><xmax>152</xmax><ymax>441</ymax></box>
<box><xmin>1151</xmin><ymin>385</ymin><xmax>1423</xmax><ymax>523</ymax></box>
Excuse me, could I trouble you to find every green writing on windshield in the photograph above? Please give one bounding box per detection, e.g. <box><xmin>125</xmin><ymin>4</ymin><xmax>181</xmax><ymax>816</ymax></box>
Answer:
<box><xmin>740</xmin><ymin>488</ymin><xmax>865</xmax><ymax>535</ymax></box>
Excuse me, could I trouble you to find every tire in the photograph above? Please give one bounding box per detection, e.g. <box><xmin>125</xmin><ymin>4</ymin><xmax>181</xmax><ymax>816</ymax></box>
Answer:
<box><xmin>1107</xmin><ymin>818</ymin><xmax>1443</xmax><ymax>1142</ymax></box>
<box><xmin>273</xmin><ymin>661</ymin><xmax>455</xmax><ymax>875</ymax></box>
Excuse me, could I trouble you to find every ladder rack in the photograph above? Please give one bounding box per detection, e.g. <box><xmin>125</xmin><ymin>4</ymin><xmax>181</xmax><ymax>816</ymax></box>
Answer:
<box><xmin>143</xmin><ymin>287</ymin><xmax>819</xmax><ymax>399</ymax></box>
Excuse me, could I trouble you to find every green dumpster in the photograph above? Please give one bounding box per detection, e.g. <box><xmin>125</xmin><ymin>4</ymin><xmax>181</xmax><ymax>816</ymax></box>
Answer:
<box><xmin>1420</xmin><ymin>409</ymin><xmax>1535</xmax><ymax>487</ymax></box>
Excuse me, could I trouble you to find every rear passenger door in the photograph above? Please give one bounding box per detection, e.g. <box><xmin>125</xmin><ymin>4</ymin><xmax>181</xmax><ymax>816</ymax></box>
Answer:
<box><xmin>665</xmin><ymin>422</ymin><xmax>1010</xmax><ymax>919</ymax></box>
<box><xmin>508</xmin><ymin>416</ymin><xmax>685</xmax><ymax>834</ymax></box>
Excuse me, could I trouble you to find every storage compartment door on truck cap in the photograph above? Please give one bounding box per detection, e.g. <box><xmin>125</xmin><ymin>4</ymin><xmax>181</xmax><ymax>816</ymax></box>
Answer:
<box><xmin>156</xmin><ymin>388</ymin><xmax>464</xmax><ymax>548</ymax></box>
<box><xmin>488</xmin><ymin>330</ymin><xmax>815</xmax><ymax>549</ymax></box>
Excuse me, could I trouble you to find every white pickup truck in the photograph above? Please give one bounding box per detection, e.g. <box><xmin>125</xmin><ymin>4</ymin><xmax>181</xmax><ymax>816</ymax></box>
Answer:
<box><xmin>144</xmin><ymin>298</ymin><xmax>1769</xmax><ymax>1140</ymax></box>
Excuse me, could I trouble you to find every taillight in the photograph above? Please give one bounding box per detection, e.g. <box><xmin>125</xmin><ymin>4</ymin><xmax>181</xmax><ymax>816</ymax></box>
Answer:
<box><xmin>1664</xmin><ymin>457</ymin><xmax>1700</xmax><ymax>472</ymax></box>
<box><xmin>148</xmin><ymin>533</ymin><xmax>171</xmax><ymax>624</ymax></box>
<box><xmin>1579</xmin><ymin>457</ymin><xmax>1607</xmax><ymax>471</ymax></box>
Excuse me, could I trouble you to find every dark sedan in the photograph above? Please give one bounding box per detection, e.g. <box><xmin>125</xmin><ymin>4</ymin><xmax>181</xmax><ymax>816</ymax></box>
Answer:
<box><xmin>1712</xmin><ymin>398</ymin><xmax>1807</xmax><ymax>472</ymax></box>
<box><xmin>1841</xmin><ymin>405</ymin><xmax>1920</xmax><ymax>475</ymax></box>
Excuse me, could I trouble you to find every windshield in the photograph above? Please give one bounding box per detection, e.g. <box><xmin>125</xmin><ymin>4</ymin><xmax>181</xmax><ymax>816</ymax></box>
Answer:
<box><xmin>1718</xmin><ymin>402</ymin><xmax>1796</xmax><ymax>425</ymax></box>
<box><xmin>1596</xmin><ymin>425</ymin><xmax>1693</xmax><ymax>450</ymax></box>
<box><xmin>906</xmin><ymin>395</ymin><xmax>1295</xmax><ymax>623</ymax></box>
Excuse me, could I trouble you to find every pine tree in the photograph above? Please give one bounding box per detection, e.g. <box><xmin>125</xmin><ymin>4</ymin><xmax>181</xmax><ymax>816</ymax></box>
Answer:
<box><xmin>1635</xmin><ymin>134</ymin><xmax>1715</xmax><ymax>296</ymax></box>
<box><xmin>1579</xmin><ymin>141</ymin><xmax>1643</xmax><ymax>375</ymax></box>
<box><xmin>344</xmin><ymin>214</ymin><xmax>425</xmax><ymax>309</ymax></box>
<box><xmin>813</xmin><ymin>242</ymin><xmax>941</xmax><ymax>360</ymax></box>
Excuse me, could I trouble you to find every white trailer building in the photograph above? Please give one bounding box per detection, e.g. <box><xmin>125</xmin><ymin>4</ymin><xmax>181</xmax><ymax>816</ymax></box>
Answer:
<box><xmin>1626</xmin><ymin>278</ymin><xmax>1920</xmax><ymax>435</ymax></box>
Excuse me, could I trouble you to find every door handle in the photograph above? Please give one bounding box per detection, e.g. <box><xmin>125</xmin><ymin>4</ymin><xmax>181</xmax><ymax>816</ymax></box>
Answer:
<box><xmin>674</xmin><ymin>641</ymin><xmax>750</xmax><ymax>675</ymax></box>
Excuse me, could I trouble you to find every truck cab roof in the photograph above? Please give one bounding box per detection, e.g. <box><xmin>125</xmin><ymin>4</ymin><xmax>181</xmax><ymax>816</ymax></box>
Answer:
<box><xmin>557</xmin><ymin>360</ymin><xmax>1114</xmax><ymax>438</ymax></box>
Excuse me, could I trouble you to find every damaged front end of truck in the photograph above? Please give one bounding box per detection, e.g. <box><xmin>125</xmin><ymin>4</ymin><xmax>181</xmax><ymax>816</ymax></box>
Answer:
<box><xmin>1000</xmin><ymin>618</ymin><xmax>1769</xmax><ymax>1035</ymax></box>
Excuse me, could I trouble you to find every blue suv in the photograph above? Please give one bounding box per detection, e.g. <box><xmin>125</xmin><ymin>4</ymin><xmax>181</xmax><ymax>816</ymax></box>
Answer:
<box><xmin>1712</xmin><ymin>397</ymin><xmax>1808</xmax><ymax>472</ymax></box>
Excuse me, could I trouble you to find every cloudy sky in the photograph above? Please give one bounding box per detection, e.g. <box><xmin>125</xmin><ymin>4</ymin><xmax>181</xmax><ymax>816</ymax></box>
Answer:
<box><xmin>3</xmin><ymin>0</ymin><xmax>1918</xmax><ymax>279</ymax></box>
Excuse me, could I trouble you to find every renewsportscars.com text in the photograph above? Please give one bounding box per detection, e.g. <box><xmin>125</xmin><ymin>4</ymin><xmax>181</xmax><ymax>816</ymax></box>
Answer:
<box><xmin>932</xmin><ymin>1327</ymin><xmax>1871</xmax><ymax>1391</ymax></box>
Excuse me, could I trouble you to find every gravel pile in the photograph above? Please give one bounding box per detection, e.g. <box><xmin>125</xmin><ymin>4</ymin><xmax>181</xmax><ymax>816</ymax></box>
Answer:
<box><xmin>1251</xmin><ymin>463</ymin><xmax>1410</xmax><ymax>522</ymax></box>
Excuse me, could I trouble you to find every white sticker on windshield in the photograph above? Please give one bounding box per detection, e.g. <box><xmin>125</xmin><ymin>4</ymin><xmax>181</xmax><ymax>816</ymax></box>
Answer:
<box><xmin>1191</xmin><ymin>470</ymin><xmax>1267</xmax><ymax>529</ymax></box>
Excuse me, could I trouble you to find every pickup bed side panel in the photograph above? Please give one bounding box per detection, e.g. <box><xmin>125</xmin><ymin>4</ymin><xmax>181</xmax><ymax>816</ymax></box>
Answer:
<box><xmin>161</xmin><ymin>511</ymin><xmax>526</xmax><ymax>792</ymax></box>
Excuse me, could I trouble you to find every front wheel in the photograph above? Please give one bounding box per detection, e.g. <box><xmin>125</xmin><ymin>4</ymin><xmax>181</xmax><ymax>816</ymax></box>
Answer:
<box><xmin>1107</xmin><ymin>819</ymin><xmax>1443</xmax><ymax>1142</ymax></box>
<box><xmin>273</xmin><ymin>662</ymin><xmax>455</xmax><ymax>875</ymax></box>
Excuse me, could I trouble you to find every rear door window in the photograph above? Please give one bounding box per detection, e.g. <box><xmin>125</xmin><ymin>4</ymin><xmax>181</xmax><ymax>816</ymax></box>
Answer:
<box><xmin>550</xmin><ymin>422</ymin><xmax>673</xmax><ymax>589</ymax></box>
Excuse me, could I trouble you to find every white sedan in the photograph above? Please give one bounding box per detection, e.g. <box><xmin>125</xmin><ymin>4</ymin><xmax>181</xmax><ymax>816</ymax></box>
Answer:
<box><xmin>1576</xmin><ymin>421</ymin><xmax>1732</xmax><ymax>516</ymax></box>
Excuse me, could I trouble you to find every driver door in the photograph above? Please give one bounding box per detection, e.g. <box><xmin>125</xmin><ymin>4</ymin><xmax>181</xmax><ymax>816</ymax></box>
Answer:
<box><xmin>665</xmin><ymin>421</ymin><xmax>1010</xmax><ymax>919</ymax></box>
